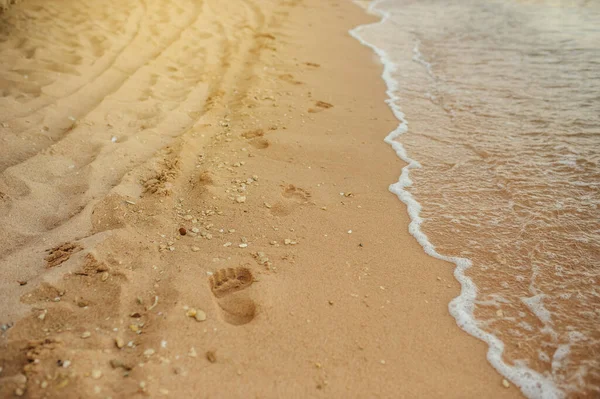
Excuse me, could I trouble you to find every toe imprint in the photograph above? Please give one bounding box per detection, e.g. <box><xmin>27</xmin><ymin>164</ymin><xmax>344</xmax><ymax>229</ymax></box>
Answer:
<box><xmin>282</xmin><ymin>184</ymin><xmax>311</xmax><ymax>202</ymax></box>
<box><xmin>209</xmin><ymin>267</ymin><xmax>253</xmax><ymax>298</ymax></box>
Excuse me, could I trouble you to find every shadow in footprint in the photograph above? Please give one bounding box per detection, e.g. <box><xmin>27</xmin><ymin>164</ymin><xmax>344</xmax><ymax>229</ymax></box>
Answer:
<box><xmin>209</xmin><ymin>267</ymin><xmax>256</xmax><ymax>325</ymax></box>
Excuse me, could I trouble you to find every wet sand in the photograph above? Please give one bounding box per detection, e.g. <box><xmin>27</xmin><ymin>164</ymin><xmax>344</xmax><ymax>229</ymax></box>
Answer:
<box><xmin>0</xmin><ymin>0</ymin><xmax>520</xmax><ymax>397</ymax></box>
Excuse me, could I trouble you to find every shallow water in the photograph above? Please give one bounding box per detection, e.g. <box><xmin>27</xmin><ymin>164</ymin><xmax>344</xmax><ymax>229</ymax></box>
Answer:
<box><xmin>352</xmin><ymin>0</ymin><xmax>600</xmax><ymax>397</ymax></box>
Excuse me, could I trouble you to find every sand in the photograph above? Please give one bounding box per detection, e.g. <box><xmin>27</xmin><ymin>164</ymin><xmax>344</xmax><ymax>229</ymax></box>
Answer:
<box><xmin>0</xmin><ymin>0</ymin><xmax>521</xmax><ymax>397</ymax></box>
<box><xmin>0</xmin><ymin>0</ymin><xmax>20</xmax><ymax>13</ymax></box>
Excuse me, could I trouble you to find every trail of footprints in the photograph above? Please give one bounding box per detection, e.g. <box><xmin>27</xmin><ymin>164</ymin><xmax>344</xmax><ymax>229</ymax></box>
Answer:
<box><xmin>0</xmin><ymin>0</ymin><xmax>266</xmax><ymax>260</ymax></box>
<box><xmin>0</xmin><ymin>0</ymin><xmax>327</xmax><ymax>395</ymax></box>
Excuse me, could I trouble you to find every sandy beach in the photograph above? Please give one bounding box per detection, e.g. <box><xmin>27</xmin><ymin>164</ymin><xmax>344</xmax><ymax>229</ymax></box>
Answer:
<box><xmin>0</xmin><ymin>0</ymin><xmax>521</xmax><ymax>397</ymax></box>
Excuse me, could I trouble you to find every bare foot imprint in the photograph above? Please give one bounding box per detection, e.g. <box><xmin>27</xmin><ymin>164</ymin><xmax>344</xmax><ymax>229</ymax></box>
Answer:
<box><xmin>270</xmin><ymin>185</ymin><xmax>312</xmax><ymax>216</ymax></box>
<box><xmin>242</xmin><ymin>129</ymin><xmax>269</xmax><ymax>150</ymax></box>
<box><xmin>304</xmin><ymin>62</ymin><xmax>320</xmax><ymax>68</ymax></box>
<box><xmin>308</xmin><ymin>100</ymin><xmax>333</xmax><ymax>113</ymax></box>
<box><xmin>209</xmin><ymin>267</ymin><xmax>256</xmax><ymax>325</ymax></box>
<box><xmin>282</xmin><ymin>184</ymin><xmax>311</xmax><ymax>202</ymax></box>
<box><xmin>241</xmin><ymin>129</ymin><xmax>264</xmax><ymax>140</ymax></box>
<box><xmin>279</xmin><ymin>73</ymin><xmax>303</xmax><ymax>85</ymax></box>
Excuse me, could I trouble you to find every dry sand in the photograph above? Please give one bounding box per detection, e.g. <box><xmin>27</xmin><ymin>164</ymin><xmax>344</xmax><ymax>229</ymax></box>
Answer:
<box><xmin>0</xmin><ymin>0</ymin><xmax>521</xmax><ymax>397</ymax></box>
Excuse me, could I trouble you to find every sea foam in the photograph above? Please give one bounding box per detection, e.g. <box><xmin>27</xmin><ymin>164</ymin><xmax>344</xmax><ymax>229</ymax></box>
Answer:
<box><xmin>349</xmin><ymin>1</ymin><xmax>564</xmax><ymax>397</ymax></box>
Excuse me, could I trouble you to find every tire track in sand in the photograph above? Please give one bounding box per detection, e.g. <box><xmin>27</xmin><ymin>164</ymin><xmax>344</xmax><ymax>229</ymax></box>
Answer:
<box><xmin>0</xmin><ymin>0</ymin><xmax>208</xmax><ymax>259</ymax></box>
<box><xmin>0</xmin><ymin>0</ymin><xmax>206</xmax><ymax>173</ymax></box>
<box><xmin>0</xmin><ymin>1</ymin><xmax>303</xmax><ymax>397</ymax></box>
<box><xmin>0</xmin><ymin>0</ymin><xmax>272</xmax><ymax>290</ymax></box>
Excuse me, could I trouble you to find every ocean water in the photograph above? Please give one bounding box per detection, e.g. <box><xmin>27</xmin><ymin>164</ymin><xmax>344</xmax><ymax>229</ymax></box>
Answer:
<box><xmin>351</xmin><ymin>0</ymin><xmax>600</xmax><ymax>397</ymax></box>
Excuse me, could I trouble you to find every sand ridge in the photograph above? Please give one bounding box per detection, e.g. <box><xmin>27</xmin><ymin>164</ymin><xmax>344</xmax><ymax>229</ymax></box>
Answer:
<box><xmin>0</xmin><ymin>0</ymin><xmax>520</xmax><ymax>397</ymax></box>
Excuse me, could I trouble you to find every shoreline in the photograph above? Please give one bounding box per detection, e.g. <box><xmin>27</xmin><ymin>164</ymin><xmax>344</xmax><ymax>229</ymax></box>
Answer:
<box><xmin>350</xmin><ymin>3</ymin><xmax>558</xmax><ymax>398</ymax></box>
<box><xmin>0</xmin><ymin>0</ymin><xmax>520</xmax><ymax>397</ymax></box>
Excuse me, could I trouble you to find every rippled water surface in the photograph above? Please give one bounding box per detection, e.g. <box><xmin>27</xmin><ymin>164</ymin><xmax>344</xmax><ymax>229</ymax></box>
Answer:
<box><xmin>354</xmin><ymin>0</ymin><xmax>600</xmax><ymax>396</ymax></box>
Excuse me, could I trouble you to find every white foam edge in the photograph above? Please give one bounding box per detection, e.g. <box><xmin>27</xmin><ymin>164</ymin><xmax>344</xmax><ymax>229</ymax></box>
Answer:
<box><xmin>349</xmin><ymin>1</ymin><xmax>563</xmax><ymax>398</ymax></box>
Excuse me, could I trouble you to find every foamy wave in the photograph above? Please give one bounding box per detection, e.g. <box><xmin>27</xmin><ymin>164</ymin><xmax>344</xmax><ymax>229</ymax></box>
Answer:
<box><xmin>349</xmin><ymin>1</ymin><xmax>564</xmax><ymax>398</ymax></box>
